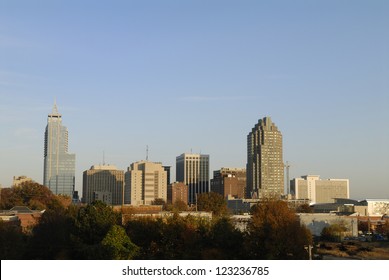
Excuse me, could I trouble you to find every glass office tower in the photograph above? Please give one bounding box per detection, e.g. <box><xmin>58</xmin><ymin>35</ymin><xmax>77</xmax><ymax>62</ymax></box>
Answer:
<box><xmin>176</xmin><ymin>153</ymin><xmax>209</xmax><ymax>205</ymax></box>
<box><xmin>43</xmin><ymin>103</ymin><xmax>76</xmax><ymax>196</ymax></box>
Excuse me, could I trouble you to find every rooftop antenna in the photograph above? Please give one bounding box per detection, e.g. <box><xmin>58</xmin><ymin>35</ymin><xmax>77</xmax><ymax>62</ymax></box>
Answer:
<box><xmin>146</xmin><ymin>145</ymin><xmax>149</xmax><ymax>161</ymax></box>
<box><xmin>103</xmin><ymin>151</ymin><xmax>106</xmax><ymax>165</ymax></box>
<box><xmin>52</xmin><ymin>97</ymin><xmax>59</xmax><ymax>115</ymax></box>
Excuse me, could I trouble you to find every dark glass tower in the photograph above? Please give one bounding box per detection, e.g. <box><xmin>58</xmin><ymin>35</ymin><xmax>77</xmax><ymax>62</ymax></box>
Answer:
<box><xmin>43</xmin><ymin>103</ymin><xmax>76</xmax><ymax>196</ymax></box>
<box><xmin>176</xmin><ymin>153</ymin><xmax>209</xmax><ymax>205</ymax></box>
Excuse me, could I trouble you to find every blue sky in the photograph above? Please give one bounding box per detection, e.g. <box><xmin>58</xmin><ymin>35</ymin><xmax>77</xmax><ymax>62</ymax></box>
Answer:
<box><xmin>0</xmin><ymin>0</ymin><xmax>388</xmax><ymax>199</ymax></box>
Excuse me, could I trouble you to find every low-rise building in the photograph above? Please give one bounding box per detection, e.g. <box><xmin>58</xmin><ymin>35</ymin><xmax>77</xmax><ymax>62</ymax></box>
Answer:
<box><xmin>291</xmin><ymin>175</ymin><xmax>349</xmax><ymax>204</ymax></box>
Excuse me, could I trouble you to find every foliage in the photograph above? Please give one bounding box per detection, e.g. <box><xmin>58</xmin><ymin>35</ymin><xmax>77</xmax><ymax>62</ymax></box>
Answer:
<box><xmin>125</xmin><ymin>214</ymin><xmax>244</xmax><ymax>260</ymax></box>
<box><xmin>101</xmin><ymin>225</ymin><xmax>139</xmax><ymax>260</ymax></box>
<box><xmin>0</xmin><ymin>221</ymin><xmax>26</xmax><ymax>259</ymax></box>
<box><xmin>26</xmin><ymin>206</ymin><xmax>76</xmax><ymax>259</ymax></box>
<box><xmin>296</xmin><ymin>203</ymin><xmax>313</xmax><ymax>213</ymax></box>
<box><xmin>197</xmin><ymin>192</ymin><xmax>228</xmax><ymax>217</ymax></box>
<box><xmin>172</xmin><ymin>200</ymin><xmax>188</xmax><ymax>211</ymax></box>
<box><xmin>72</xmin><ymin>201</ymin><xmax>121</xmax><ymax>259</ymax></box>
<box><xmin>0</xmin><ymin>181</ymin><xmax>66</xmax><ymax>211</ymax></box>
<box><xmin>245</xmin><ymin>198</ymin><xmax>312</xmax><ymax>259</ymax></box>
<box><xmin>321</xmin><ymin>223</ymin><xmax>348</xmax><ymax>242</ymax></box>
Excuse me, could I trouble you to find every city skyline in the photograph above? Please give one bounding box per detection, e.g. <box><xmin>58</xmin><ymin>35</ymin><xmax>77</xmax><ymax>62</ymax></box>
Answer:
<box><xmin>0</xmin><ymin>1</ymin><xmax>388</xmax><ymax>199</ymax></box>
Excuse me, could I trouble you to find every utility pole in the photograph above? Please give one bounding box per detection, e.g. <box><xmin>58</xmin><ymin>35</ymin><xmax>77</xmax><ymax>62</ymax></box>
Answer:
<box><xmin>304</xmin><ymin>245</ymin><xmax>313</xmax><ymax>260</ymax></box>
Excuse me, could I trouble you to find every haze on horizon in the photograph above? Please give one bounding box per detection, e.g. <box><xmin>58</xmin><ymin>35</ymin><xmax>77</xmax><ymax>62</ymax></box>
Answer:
<box><xmin>0</xmin><ymin>1</ymin><xmax>388</xmax><ymax>199</ymax></box>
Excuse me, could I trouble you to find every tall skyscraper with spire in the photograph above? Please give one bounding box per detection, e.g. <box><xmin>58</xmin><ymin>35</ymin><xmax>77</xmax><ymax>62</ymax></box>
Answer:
<box><xmin>247</xmin><ymin>117</ymin><xmax>284</xmax><ymax>199</ymax></box>
<box><xmin>43</xmin><ymin>102</ymin><xmax>76</xmax><ymax>196</ymax></box>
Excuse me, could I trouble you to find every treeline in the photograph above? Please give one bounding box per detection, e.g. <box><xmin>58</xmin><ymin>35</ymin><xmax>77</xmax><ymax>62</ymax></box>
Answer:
<box><xmin>0</xmin><ymin>183</ymin><xmax>312</xmax><ymax>260</ymax></box>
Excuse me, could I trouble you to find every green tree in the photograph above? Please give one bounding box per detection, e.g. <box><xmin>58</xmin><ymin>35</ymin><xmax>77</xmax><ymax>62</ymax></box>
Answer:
<box><xmin>101</xmin><ymin>225</ymin><xmax>139</xmax><ymax>260</ymax></box>
<box><xmin>203</xmin><ymin>217</ymin><xmax>244</xmax><ymax>259</ymax></box>
<box><xmin>197</xmin><ymin>192</ymin><xmax>228</xmax><ymax>217</ymax></box>
<box><xmin>72</xmin><ymin>200</ymin><xmax>121</xmax><ymax>259</ymax></box>
<box><xmin>0</xmin><ymin>220</ymin><xmax>27</xmax><ymax>259</ymax></box>
<box><xmin>126</xmin><ymin>217</ymin><xmax>165</xmax><ymax>259</ymax></box>
<box><xmin>321</xmin><ymin>223</ymin><xmax>348</xmax><ymax>242</ymax></box>
<box><xmin>26</xmin><ymin>206</ymin><xmax>76</xmax><ymax>259</ymax></box>
<box><xmin>245</xmin><ymin>199</ymin><xmax>312</xmax><ymax>259</ymax></box>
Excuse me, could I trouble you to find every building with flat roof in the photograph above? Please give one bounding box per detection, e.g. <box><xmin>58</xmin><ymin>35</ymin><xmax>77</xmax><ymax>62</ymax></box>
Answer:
<box><xmin>125</xmin><ymin>161</ymin><xmax>167</xmax><ymax>206</ymax></box>
<box><xmin>82</xmin><ymin>165</ymin><xmax>124</xmax><ymax>205</ymax></box>
<box><xmin>290</xmin><ymin>175</ymin><xmax>349</xmax><ymax>204</ymax></box>
<box><xmin>176</xmin><ymin>153</ymin><xmax>209</xmax><ymax>204</ymax></box>
<box><xmin>211</xmin><ymin>167</ymin><xmax>246</xmax><ymax>199</ymax></box>
<box><xmin>247</xmin><ymin>117</ymin><xmax>284</xmax><ymax>199</ymax></box>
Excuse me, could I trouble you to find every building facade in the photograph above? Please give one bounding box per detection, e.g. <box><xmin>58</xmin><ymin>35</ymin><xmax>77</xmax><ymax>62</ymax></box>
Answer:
<box><xmin>246</xmin><ymin>117</ymin><xmax>284</xmax><ymax>199</ymax></box>
<box><xmin>176</xmin><ymin>153</ymin><xmax>210</xmax><ymax>205</ymax></box>
<box><xmin>290</xmin><ymin>175</ymin><xmax>350</xmax><ymax>204</ymax></box>
<box><xmin>82</xmin><ymin>165</ymin><xmax>124</xmax><ymax>205</ymax></box>
<box><xmin>211</xmin><ymin>168</ymin><xmax>246</xmax><ymax>199</ymax></box>
<box><xmin>167</xmin><ymin>182</ymin><xmax>189</xmax><ymax>205</ymax></box>
<box><xmin>125</xmin><ymin>161</ymin><xmax>167</xmax><ymax>206</ymax></box>
<box><xmin>43</xmin><ymin>103</ymin><xmax>76</xmax><ymax>196</ymax></box>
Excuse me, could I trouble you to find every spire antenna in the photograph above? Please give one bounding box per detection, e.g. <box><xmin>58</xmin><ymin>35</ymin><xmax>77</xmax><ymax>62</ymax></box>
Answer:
<box><xmin>52</xmin><ymin>98</ymin><xmax>59</xmax><ymax>115</ymax></box>
<box><xmin>146</xmin><ymin>145</ymin><xmax>149</xmax><ymax>161</ymax></box>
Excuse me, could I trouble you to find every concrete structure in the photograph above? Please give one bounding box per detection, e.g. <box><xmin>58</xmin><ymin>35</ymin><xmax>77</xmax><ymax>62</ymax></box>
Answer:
<box><xmin>167</xmin><ymin>182</ymin><xmax>188</xmax><ymax>205</ymax></box>
<box><xmin>176</xmin><ymin>153</ymin><xmax>209</xmax><ymax>204</ymax></box>
<box><xmin>125</xmin><ymin>160</ymin><xmax>167</xmax><ymax>205</ymax></box>
<box><xmin>43</xmin><ymin>102</ymin><xmax>75</xmax><ymax>196</ymax></box>
<box><xmin>12</xmin><ymin>176</ymin><xmax>33</xmax><ymax>187</ymax></box>
<box><xmin>247</xmin><ymin>117</ymin><xmax>284</xmax><ymax>199</ymax></box>
<box><xmin>82</xmin><ymin>165</ymin><xmax>124</xmax><ymax>205</ymax></box>
<box><xmin>290</xmin><ymin>175</ymin><xmax>349</xmax><ymax>204</ymax></box>
<box><xmin>211</xmin><ymin>168</ymin><xmax>246</xmax><ymax>199</ymax></box>
<box><xmin>298</xmin><ymin>213</ymin><xmax>358</xmax><ymax>237</ymax></box>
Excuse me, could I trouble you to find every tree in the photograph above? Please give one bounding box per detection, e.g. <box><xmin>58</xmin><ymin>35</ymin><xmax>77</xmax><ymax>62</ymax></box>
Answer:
<box><xmin>172</xmin><ymin>200</ymin><xmax>188</xmax><ymax>211</ymax></box>
<box><xmin>296</xmin><ymin>203</ymin><xmax>313</xmax><ymax>213</ymax></box>
<box><xmin>245</xmin><ymin>199</ymin><xmax>312</xmax><ymax>259</ymax></box>
<box><xmin>203</xmin><ymin>217</ymin><xmax>244</xmax><ymax>259</ymax></box>
<box><xmin>197</xmin><ymin>192</ymin><xmax>228</xmax><ymax>217</ymax></box>
<box><xmin>321</xmin><ymin>222</ymin><xmax>348</xmax><ymax>242</ymax></box>
<box><xmin>0</xmin><ymin>220</ymin><xmax>26</xmax><ymax>259</ymax></box>
<box><xmin>0</xmin><ymin>181</ymin><xmax>63</xmax><ymax>211</ymax></box>
<box><xmin>72</xmin><ymin>200</ymin><xmax>121</xmax><ymax>259</ymax></box>
<box><xmin>101</xmin><ymin>225</ymin><xmax>139</xmax><ymax>260</ymax></box>
<box><xmin>26</xmin><ymin>206</ymin><xmax>76</xmax><ymax>259</ymax></box>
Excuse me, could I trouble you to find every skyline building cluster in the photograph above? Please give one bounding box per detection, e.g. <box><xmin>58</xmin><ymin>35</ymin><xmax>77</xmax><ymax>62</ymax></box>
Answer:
<box><xmin>2</xmin><ymin>102</ymin><xmax>359</xmax><ymax>206</ymax></box>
